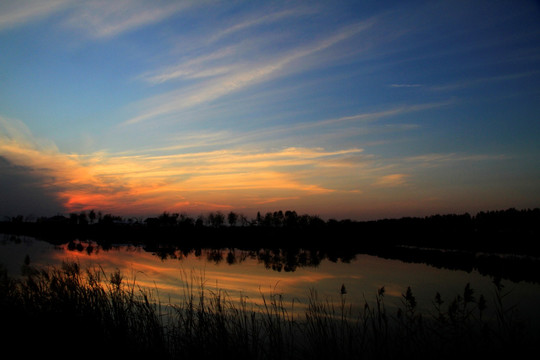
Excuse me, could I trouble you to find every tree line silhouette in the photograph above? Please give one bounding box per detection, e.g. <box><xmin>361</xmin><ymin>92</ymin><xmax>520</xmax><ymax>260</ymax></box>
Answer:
<box><xmin>1</xmin><ymin>207</ymin><xmax>539</xmax><ymax>253</ymax></box>
<box><xmin>2</xmin><ymin>207</ymin><xmax>539</xmax><ymax>283</ymax></box>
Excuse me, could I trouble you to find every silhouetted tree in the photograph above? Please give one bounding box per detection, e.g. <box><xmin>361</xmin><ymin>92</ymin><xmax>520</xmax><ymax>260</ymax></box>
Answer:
<box><xmin>78</xmin><ymin>212</ymin><xmax>88</xmax><ymax>225</ymax></box>
<box><xmin>284</xmin><ymin>210</ymin><xmax>298</xmax><ymax>227</ymax></box>
<box><xmin>11</xmin><ymin>215</ymin><xmax>24</xmax><ymax>223</ymax></box>
<box><xmin>273</xmin><ymin>210</ymin><xmax>284</xmax><ymax>227</ymax></box>
<box><xmin>195</xmin><ymin>214</ymin><xmax>205</xmax><ymax>228</ymax></box>
<box><xmin>239</xmin><ymin>214</ymin><xmax>249</xmax><ymax>227</ymax></box>
<box><xmin>262</xmin><ymin>212</ymin><xmax>273</xmax><ymax>227</ymax></box>
<box><xmin>69</xmin><ymin>213</ymin><xmax>78</xmax><ymax>225</ymax></box>
<box><xmin>101</xmin><ymin>214</ymin><xmax>122</xmax><ymax>224</ymax></box>
<box><xmin>226</xmin><ymin>251</ymin><xmax>236</xmax><ymax>265</ymax></box>
<box><xmin>227</xmin><ymin>211</ymin><xmax>238</xmax><ymax>227</ymax></box>
<box><xmin>309</xmin><ymin>215</ymin><xmax>325</xmax><ymax>228</ymax></box>
<box><xmin>89</xmin><ymin>210</ymin><xmax>96</xmax><ymax>224</ymax></box>
<box><xmin>178</xmin><ymin>214</ymin><xmax>194</xmax><ymax>227</ymax></box>
<box><xmin>298</xmin><ymin>214</ymin><xmax>311</xmax><ymax>228</ymax></box>
<box><xmin>158</xmin><ymin>212</ymin><xmax>178</xmax><ymax>226</ymax></box>
<box><xmin>208</xmin><ymin>212</ymin><xmax>225</xmax><ymax>228</ymax></box>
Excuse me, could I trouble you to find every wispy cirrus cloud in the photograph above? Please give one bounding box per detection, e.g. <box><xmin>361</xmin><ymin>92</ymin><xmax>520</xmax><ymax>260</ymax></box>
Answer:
<box><xmin>299</xmin><ymin>101</ymin><xmax>452</xmax><ymax>128</ymax></box>
<box><xmin>117</xmin><ymin>100</ymin><xmax>447</xmax><ymax>157</ymax></box>
<box><xmin>140</xmin><ymin>47</ymin><xmax>240</xmax><ymax>84</ymax></box>
<box><xmin>430</xmin><ymin>71</ymin><xmax>540</xmax><ymax>92</ymax></box>
<box><xmin>0</xmin><ymin>0</ymin><xmax>199</xmax><ymax>37</ymax></box>
<box><xmin>0</xmin><ymin>0</ymin><xmax>72</xmax><ymax>30</ymax></box>
<box><xmin>236</xmin><ymin>100</ymin><xmax>453</xmax><ymax>143</ymax></box>
<box><xmin>124</xmin><ymin>20</ymin><xmax>375</xmax><ymax>125</ymax></box>
<box><xmin>389</xmin><ymin>84</ymin><xmax>422</xmax><ymax>88</ymax></box>
<box><xmin>63</xmin><ymin>0</ymin><xmax>197</xmax><ymax>39</ymax></box>
<box><xmin>404</xmin><ymin>152</ymin><xmax>510</xmax><ymax>166</ymax></box>
<box><xmin>209</xmin><ymin>7</ymin><xmax>313</xmax><ymax>44</ymax></box>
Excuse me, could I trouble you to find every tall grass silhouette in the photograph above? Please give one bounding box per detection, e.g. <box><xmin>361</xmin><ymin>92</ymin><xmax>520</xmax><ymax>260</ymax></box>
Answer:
<box><xmin>0</xmin><ymin>261</ymin><xmax>534</xmax><ymax>359</ymax></box>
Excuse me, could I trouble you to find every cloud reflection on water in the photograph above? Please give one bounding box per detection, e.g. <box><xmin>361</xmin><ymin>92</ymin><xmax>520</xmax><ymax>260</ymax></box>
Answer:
<box><xmin>3</xmin><ymin>235</ymin><xmax>540</xmax><ymax>322</ymax></box>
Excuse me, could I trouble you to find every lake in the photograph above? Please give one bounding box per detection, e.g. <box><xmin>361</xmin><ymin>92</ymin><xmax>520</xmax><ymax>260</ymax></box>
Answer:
<box><xmin>2</xmin><ymin>233</ymin><xmax>540</xmax><ymax>326</ymax></box>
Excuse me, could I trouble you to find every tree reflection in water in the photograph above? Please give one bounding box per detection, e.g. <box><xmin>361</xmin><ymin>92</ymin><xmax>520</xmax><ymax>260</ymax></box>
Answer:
<box><xmin>54</xmin><ymin>237</ymin><xmax>540</xmax><ymax>285</ymax></box>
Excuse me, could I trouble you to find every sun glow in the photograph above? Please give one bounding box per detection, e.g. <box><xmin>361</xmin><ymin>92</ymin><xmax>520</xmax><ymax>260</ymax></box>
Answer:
<box><xmin>1</xmin><ymin>117</ymin><xmax>371</xmax><ymax>215</ymax></box>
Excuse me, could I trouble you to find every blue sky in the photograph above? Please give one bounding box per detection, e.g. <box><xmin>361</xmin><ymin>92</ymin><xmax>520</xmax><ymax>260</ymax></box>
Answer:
<box><xmin>1</xmin><ymin>0</ymin><xmax>539</xmax><ymax>220</ymax></box>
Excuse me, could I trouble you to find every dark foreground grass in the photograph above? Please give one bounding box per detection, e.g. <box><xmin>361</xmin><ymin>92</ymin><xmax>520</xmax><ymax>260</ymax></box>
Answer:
<box><xmin>0</xmin><ymin>261</ymin><xmax>535</xmax><ymax>360</ymax></box>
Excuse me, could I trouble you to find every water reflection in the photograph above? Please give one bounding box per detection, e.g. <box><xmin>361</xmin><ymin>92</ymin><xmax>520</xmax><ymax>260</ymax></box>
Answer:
<box><xmin>61</xmin><ymin>236</ymin><xmax>540</xmax><ymax>286</ymax></box>
<box><xmin>145</xmin><ymin>244</ymin><xmax>349</xmax><ymax>273</ymax></box>
<box><xmin>2</xmin><ymin>234</ymin><xmax>540</xmax><ymax>324</ymax></box>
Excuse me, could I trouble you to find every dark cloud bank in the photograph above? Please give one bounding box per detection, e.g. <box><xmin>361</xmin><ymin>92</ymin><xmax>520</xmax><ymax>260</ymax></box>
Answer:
<box><xmin>0</xmin><ymin>157</ymin><xmax>63</xmax><ymax>219</ymax></box>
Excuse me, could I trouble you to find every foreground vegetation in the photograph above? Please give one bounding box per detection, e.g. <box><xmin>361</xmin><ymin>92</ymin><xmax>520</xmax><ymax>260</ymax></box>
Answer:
<box><xmin>0</xmin><ymin>261</ymin><xmax>535</xmax><ymax>359</ymax></box>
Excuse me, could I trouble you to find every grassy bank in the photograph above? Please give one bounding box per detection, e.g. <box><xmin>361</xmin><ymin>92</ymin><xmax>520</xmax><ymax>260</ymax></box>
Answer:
<box><xmin>0</xmin><ymin>261</ymin><xmax>535</xmax><ymax>359</ymax></box>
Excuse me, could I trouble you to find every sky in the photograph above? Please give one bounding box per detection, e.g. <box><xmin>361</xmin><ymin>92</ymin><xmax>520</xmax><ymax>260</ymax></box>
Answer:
<box><xmin>1</xmin><ymin>0</ymin><xmax>539</xmax><ymax>221</ymax></box>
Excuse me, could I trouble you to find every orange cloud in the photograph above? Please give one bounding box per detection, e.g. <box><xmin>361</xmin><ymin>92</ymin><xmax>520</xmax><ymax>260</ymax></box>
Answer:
<box><xmin>1</xmin><ymin>117</ymin><xmax>365</xmax><ymax>215</ymax></box>
<box><xmin>373</xmin><ymin>173</ymin><xmax>408</xmax><ymax>187</ymax></box>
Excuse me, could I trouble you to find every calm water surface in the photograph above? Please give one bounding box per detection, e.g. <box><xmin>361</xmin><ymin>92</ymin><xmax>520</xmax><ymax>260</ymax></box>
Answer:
<box><xmin>2</xmin><ymin>234</ymin><xmax>540</xmax><ymax>324</ymax></box>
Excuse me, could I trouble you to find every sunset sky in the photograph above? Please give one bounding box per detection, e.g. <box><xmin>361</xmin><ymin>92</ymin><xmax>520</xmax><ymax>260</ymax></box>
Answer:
<box><xmin>1</xmin><ymin>0</ymin><xmax>539</xmax><ymax>220</ymax></box>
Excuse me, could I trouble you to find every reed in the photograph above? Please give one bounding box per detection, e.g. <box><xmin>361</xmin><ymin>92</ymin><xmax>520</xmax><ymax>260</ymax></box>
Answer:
<box><xmin>0</xmin><ymin>261</ymin><xmax>534</xmax><ymax>359</ymax></box>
